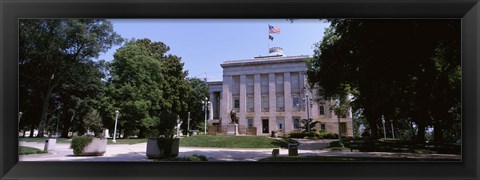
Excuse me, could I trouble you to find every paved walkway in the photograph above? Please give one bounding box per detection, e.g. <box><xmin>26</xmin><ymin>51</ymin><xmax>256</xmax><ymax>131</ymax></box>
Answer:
<box><xmin>19</xmin><ymin>140</ymin><xmax>460</xmax><ymax>161</ymax></box>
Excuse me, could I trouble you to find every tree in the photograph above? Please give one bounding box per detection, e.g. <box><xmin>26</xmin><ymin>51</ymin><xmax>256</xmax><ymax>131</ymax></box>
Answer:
<box><xmin>307</xmin><ymin>19</ymin><xmax>460</xmax><ymax>143</ymax></box>
<box><xmin>83</xmin><ymin>110</ymin><xmax>104</xmax><ymax>137</ymax></box>
<box><xmin>107</xmin><ymin>39</ymin><xmax>166</xmax><ymax>138</ymax></box>
<box><xmin>19</xmin><ymin>19</ymin><xmax>123</xmax><ymax>137</ymax></box>
<box><xmin>107</xmin><ymin>38</ymin><xmax>191</xmax><ymax>139</ymax></box>
<box><xmin>159</xmin><ymin>51</ymin><xmax>191</xmax><ymax>138</ymax></box>
<box><xmin>182</xmin><ymin>78</ymin><xmax>209</xmax><ymax>133</ymax></box>
<box><xmin>327</xmin><ymin>84</ymin><xmax>351</xmax><ymax>146</ymax></box>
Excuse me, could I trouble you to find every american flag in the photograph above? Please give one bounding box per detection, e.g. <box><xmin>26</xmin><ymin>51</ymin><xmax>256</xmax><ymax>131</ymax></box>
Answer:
<box><xmin>269</xmin><ymin>25</ymin><xmax>280</xmax><ymax>34</ymax></box>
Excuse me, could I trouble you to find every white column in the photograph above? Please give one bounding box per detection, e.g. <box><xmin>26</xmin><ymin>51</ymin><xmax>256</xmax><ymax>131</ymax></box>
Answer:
<box><xmin>209</xmin><ymin>92</ymin><xmax>214</xmax><ymax>120</ymax></box>
<box><xmin>283</xmin><ymin>72</ymin><xmax>293</xmax><ymax>133</ymax></box>
<box><xmin>300</xmin><ymin>72</ymin><xmax>306</xmax><ymax>119</ymax></box>
<box><xmin>239</xmin><ymin>75</ymin><xmax>247</xmax><ymax>127</ymax></box>
<box><xmin>253</xmin><ymin>74</ymin><xmax>262</xmax><ymax>135</ymax></box>
<box><xmin>221</xmin><ymin>76</ymin><xmax>232</xmax><ymax>125</ymax></box>
<box><xmin>269</xmin><ymin>73</ymin><xmax>276</xmax><ymax>133</ymax></box>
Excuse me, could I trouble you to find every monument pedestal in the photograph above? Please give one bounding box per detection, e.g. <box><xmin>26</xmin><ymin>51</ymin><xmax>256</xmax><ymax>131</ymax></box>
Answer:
<box><xmin>226</xmin><ymin>124</ymin><xmax>239</xmax><ymax>136</ymax></box>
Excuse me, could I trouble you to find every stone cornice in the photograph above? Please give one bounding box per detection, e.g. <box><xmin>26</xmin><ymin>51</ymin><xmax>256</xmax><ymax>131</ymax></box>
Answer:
<box><xmin>221</xmin><ymin>55</ymin><xmax>309</xmax><ymax>68</ymax></box>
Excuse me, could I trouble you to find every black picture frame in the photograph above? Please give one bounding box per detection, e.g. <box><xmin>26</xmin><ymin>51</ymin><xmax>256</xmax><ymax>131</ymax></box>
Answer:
<box><xmin>1</xmin><ymin>0</ymin><xmax>478</xmax><ymax>179</ymax></box>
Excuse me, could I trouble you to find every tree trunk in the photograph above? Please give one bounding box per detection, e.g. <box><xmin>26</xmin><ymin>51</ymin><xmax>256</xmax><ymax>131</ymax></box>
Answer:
<box><xmin>434</xmin><ymin>122</ymin><xmax>444</xmax><ymax>144</ymax></box>
<box><xmin>366</xmin><ymin>118</ymin><xmax>379</xmax><ymax>139</ymax></box>
<box><xmin>138</xmin><ymin>128</ymin><xmax>146</xmax><ymax>138</ymax></box>
<box><xmin>61</xmin><ymin>112</ymin><xmax>75</xmax><ymax>138</ymax></box>
<box><xmin>29</xmin><ymin>126</ymin><xmax>35</xmax><ymax>138</ymax></box>
<box><xmin>37</xmin><ymin>90</ymin><xmax>53</xmax><ymax>138</ymax></box>
<box><xmin>61</xmin><ymin>128</ymin><xmax>70</xmax><ymax>138</ymax></box>
<box><xmin>416</xmin><ymin>123</ymin><xmax>426</xmax><ymax>144</ymax></box>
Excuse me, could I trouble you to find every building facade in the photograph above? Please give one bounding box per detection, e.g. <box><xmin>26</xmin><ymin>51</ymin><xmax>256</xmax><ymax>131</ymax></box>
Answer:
<box><xmin>207</xmin><ymin>55</ymin><xmax>353</xmax><ymax>136</ymax></box>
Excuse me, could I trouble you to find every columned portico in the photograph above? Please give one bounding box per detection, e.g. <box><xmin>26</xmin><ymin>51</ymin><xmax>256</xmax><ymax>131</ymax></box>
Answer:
<box><xmin>209</xmin><ymin>55</ymin><xmax>354</xmax><ymax>136</ymax></box>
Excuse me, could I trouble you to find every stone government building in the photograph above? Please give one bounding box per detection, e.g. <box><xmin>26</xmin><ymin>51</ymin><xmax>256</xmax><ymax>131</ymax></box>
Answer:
<box><xmin>207</xmin><ymin>48</ymin><xmax>353</xmax><ymax>136</ymax></box>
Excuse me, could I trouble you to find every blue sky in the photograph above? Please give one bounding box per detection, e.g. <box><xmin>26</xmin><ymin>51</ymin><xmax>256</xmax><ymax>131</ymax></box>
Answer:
<box><xmin>97</xmin><ymin>19</ymin><xmax>330</xmax><ymax>81</ymax></box>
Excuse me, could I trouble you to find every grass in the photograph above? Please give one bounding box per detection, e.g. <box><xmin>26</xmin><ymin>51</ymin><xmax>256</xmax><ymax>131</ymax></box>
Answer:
<box><xmin>180</xmin><ymin>135</ymin><xmax>288</xmax><ymax>148</ymax></box>
<box><xmin>259</xmin><ymin>156</ymin><xmax>459</xmax><ymax>161</ymax></box>
<box><xmin>107</xmin><ymin>138</ymin><xmax>148</xmax><ymax>144</ymax></box>
<box><xmin>19</xmin><ymin>146</ymin><xmax>46</xmax><ymax>155</ymax></box>
<box><xmin>19</xmin><ymin>137</ymin><xmax>71</xmax><ymax>143</ymax></box>
<box><xmin>19</xmin><ymin>137</ymin><xmax>149</xmax><ymax>145</ymax></box>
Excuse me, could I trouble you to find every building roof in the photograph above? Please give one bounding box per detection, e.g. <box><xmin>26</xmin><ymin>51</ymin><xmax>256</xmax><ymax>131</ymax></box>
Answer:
<box><xmin>207</xmin><ymin>81</ymin><xmax>223</xmax><ymax>85</ymax></box>
<box><xmin>221</xmin><ymin>55</ymin><xmax>309</xmax><ymax>68</ymax></box>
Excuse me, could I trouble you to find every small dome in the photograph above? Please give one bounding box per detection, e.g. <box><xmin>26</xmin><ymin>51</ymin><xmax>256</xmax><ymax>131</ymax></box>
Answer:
<box><xmin>269</xmin><ymin>47</ymin><xmax>284</xmax><ymax>56</ymax></box>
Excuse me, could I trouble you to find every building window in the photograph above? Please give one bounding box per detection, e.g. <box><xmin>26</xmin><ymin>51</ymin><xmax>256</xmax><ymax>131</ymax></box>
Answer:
<box><xmin>248</xmin><ymin>118</ymin><xmax>254</xmax><ymax>127</ymax></box>
<box><xmin>276</xmin><ymin>95</ymin><xmax>284</xmax><ymax>111</ymax></box>
<box><xmin>234</xmin><ymin>97</ymin><xmax>240</xmax><ymax>109</ymax></box>
<box><xmin>232</xmin><ymin>76</ymin><xmax>240</xmax><ymax>95</ymax></box>
<box><xmin>261</xmin><ymin>95</ymin><xmax>269</xmax><ymax>112</ymax></box>
<box><xmin>247</xmin><ymin>96</ymin><xmax>254</xmax><ymax>112</ymax></box>
<box><xmin>276</xmin><ymin>119</ymin><xmax>284</xmax><ymax>131</ymax></box>
<box><xmin>247</xmin><ymin>75</ymin><xmax>254</xmax><ymax>95</ymax></box>
<box><xmin>292</xmin><ymin>96</ymin><xmax>299</xmax><ymax>108</ymax></box>
<box><xmin>261</xmin><ymin>74</ymin><xmax>269</xmax><ymax>94</ymax></box>
<box><xmin>275</xmin><ymin>73</ymin><xmax>284</xmax><ymax>93</ymax></box>
<box><xmin>293</xmin><ymin>118</ymin><xmax>300</xmax><ymax>129</ymax></box>
<box><xmin>291</xmin><ymin>72</ymin><xmax>300</xmax><ymax>93</ymax></box>
<box><xmin>320</xmin><ymin>124</ymin><xmax>326</xmax><ymax>132</ymax></box>
<box><xmin>319</xmin><ymin>105</ymin><xmax>325</xmax><ymax>115</ymax></box>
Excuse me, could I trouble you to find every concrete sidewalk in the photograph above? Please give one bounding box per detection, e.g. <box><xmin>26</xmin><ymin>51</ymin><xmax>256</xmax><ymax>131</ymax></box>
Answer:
<box><xmin>19</xmin><ymin>141</ymin><xmax>298</xmax><ymax>161</ymax></box>
<box><xmin>19</xmin><ymin>141</ymin><xmax>460</xmax><ymax>161</ymax></box>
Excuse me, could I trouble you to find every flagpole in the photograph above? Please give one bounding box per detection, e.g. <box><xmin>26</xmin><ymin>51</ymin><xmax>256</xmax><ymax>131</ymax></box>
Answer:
<box><xmin>267</xmin><ymin>25</ymin><xmax>270</xmax><ymax>55</ymax></box>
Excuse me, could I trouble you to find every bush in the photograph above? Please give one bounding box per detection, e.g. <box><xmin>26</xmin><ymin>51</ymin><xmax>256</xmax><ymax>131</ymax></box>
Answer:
<box><xmin>70</xmin><ymin>136</ymin><xmax>93</xmax><ymax>155</ymax></box>
<box><xmin>317</xmin><ymin>132</ymin><xmax>339</xmax><ymax>139</ymax></box>
<box><xmin>287</xmin><ymin>132</ymin><xmax>339</xmax><ymax>139</ymax></box>
<box><xmin>156</xmin><ymin>137</ymin><xmax>176</xmax><ymax>158</ymax></box>
<box><xmin>288</xmin><ymin>132</ymin><xmax>316</xmax><ymax>138</ymax></box>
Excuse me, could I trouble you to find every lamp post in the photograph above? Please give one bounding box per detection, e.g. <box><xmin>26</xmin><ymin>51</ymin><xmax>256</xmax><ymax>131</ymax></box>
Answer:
<box><xmin>18</xmin><ymin>112</ymin><xmax>23</xmax><ymax>124</ymax></box>
<box><xmin>202</xmin><ymin>97</ymin><xmax>209</xmax><ymax>135</ymax></box>
<box><xmin>187</xmin><ymin>112</ymin><xmax>191</xmax><ymax>137</ymax></box>
<box><xmin>381</xmin><ymin>115</ymin><xmax>386</xmax><ymax>139</ymax></box>
<box><xmin>113</xmin><ymin>110</ymin><xmax>119</xmax><ymax>143</ymax></box>
<box><xmin>390</xmin><ymin>120</ymin><xmax>395</xmax><ymax>139</ymax></box>
<box><xmin>303</xmin><ymin>94</ymin><xmax>312</xmax><ymax>132</ymax></box>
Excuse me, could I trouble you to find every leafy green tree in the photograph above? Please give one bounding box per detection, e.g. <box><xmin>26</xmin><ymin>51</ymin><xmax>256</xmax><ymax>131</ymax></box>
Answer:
<box><xmin>159</xmin><ymin>51</ymin><xmax>191</xmax><ymax>138</ymax></box>
<box><xmin>107</xmin><ymin>38</ymin><xmax>191</xmax><ymax>139</ymax></box>
<box><xmin>19</xmin><ymin>19</ymin><xmax>123</xmax><ymax>137</ymax></box>
<box><xmin>83</xmin><ymin>110</ymin><xmax>104</xmax><ymax>137</ymax></box>
<box><xmin>181</xmin><ymin>78</ymin><xmax>208</xmax><ymax>133</ymax></box>
<box><xmin>107</xmin><ymin>39</ymin><xmax>165</xmax><ymax>138</ymax></box>
<box><xmin>307</xmin><ymin>19</ymin><xmax>460</xmax><ymax>143</ymax></box>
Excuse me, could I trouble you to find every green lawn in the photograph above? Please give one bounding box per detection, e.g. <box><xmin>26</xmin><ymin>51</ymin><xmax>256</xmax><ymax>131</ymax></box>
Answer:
<box><xmin>19</xmin><ymin>137</ymin><xmax>71</xmax><ymax>143</ymax></box>
<box><xmin>19</xmin><ymin>137</ymin><xmax>149</xmax><ymax>145</ymax></box>
<box><xmin>180</xmin><ymin>135</ymin><xmax>288</xmax><ymax>148</ymax></box>
<box><xmin>19</xmin><ymin>146</ymin><xmax>46</xmax><ymax>155</ymax></box>
<box><xmin>259</xmin><ymin>156</ymin><xmax>458</xmax><ymax>161</ymax></box>
<box><xmin>107</xmin><ymin>138</ymin><xmax>148</xmax><ymax>144</ymax></box>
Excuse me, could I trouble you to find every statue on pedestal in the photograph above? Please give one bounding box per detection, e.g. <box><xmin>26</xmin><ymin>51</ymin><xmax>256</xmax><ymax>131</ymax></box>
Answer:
<box><xmin>176</xmin><ymin>115</ymin><xmax>183</xmax><ymax>137</ymax></box>
<box><xmin>227</xmin><ymin>109</ymin><xmax>239</xmax><ymax>136</ymax></box>
<box><xmin>230</xmin><ymin>109</ymin><xmax>237</xmax><ymax>124</ymax></box>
